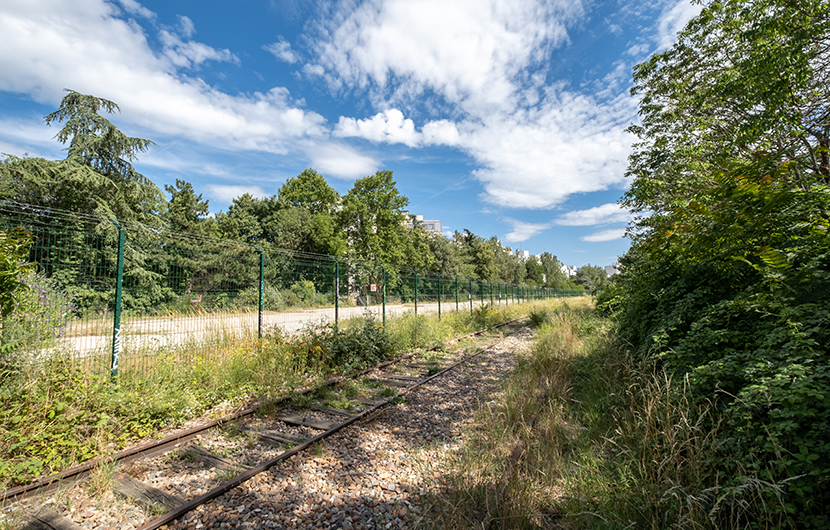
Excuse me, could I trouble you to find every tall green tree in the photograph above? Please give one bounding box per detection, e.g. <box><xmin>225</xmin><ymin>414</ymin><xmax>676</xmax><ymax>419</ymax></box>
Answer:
<box><xmin>0</xmin><ymin>90</ymin><xmax>163</xmax><ymax>223</ymax></box>
<box><xmin>574</xmin><ymin>264</ymin><xmax>606</xmax><ymax>291</ymax></box>
<box><xmin>524</xmin><ymin>257</ymin><xmax>543</xmax><ymax>285</ymax></box>
<box><xmin>539</xmin><ymin>252</ymin><xmax>568</xmax><ymax>288</ymax></box>
<box><xmin>165</xmin><ymin>179</ymin><xmax>216</xmax><ymax>236</ymax></box>
<box><xmin>276</xmin><ymin>168</ymin><xmax>340</xmax><ymax>215</ymax></box>
<box><xmin>427</xmin><ymin>233</ymin><xmax>462</xmax><ymax>277</ymax></box>
<box><xmin>626</xmin><ymin>0</ymin><xmax>830</xmax><ymax>218</ymax></box>
<box><xmin>338</xmin><ymin>170</ymin><xmax>409</xmax><ymax>265</ymax></box>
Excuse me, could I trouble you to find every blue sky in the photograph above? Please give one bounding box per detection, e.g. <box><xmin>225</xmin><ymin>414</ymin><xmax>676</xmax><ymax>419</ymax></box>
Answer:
<box><xmin>0</xmin><ymin>0</ymin><xmax>700</xmax><ymax>267</ymax></box>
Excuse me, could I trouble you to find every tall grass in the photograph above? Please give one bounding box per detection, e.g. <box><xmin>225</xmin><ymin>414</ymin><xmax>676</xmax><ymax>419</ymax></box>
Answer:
<box><xmin>428</xmin><ymin>300</ymin><xmax>789</xmax><ymax>529</ymax></box>
<box><xmin>0</xmin><ymin>299</ymin><xmax>545</xmax><ymax>489</ymax></box>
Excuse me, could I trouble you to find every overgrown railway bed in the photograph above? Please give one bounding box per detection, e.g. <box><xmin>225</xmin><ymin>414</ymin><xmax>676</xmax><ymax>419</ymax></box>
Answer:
<box><xmin>4</xmin><ymin>320</ymin><xmax>530</xmax><ymax>530</ymax></box>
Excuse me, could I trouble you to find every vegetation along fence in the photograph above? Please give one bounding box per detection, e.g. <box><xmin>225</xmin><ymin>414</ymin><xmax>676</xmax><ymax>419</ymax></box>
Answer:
<box><xmin>0</xmin><ymin>201</ymin><xmax>585</xmax><ymax>379</ymax></box>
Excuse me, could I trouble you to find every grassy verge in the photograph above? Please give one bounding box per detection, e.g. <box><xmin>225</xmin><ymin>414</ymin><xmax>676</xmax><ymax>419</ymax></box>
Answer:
<box><xmin>0</xmin><ymin>299</ymin><xmax>552</xmax><ymax>489</ymax></box>
<box><xmin>429</xmin><ymin>300</ymin><xmax>788</xmax><ymax>529</ymax></box>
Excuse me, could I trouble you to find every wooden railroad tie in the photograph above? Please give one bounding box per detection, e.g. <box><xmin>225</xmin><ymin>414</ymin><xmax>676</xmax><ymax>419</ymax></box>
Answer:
<box><xmin>21</xmin><ymin>507</ymin><xmax>84</xmax><ymax>530</ymax></box>
<box><xmin>183</xmin><ymin>445</ymin><xmax>242</xmax><ymax>471</ymax></box>
<box><xmin>276</xmin><ymin>414</ymin><xmax>338</xmax><ymax>431</ymax></box>
<box><xmin>114</xmin><ymin>475</ymin><xmax>183</xmax><ymax>512</ymax></box>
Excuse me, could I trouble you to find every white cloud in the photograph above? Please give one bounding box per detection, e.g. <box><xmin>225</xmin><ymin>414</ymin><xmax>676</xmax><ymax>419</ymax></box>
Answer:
<box><xmin>335</xmin><ymin>109</ymin><xmax>420</xmax><ymax>147</ymax></box>
<box><xmin>555</xmin><ymin>203</ymin><xmax>631</xmax><ymax>226</ymax></box>
<box><xmin>208</xmin><ymin>184</ymin><xmax>268</xmax><ymax>202</ymax></box>
<box><xmin>263</xmin><ymin>37</ymin><xmax>298</xmax><ymax>64</ymax></box>
<box><xmin>311</xmin><ymin>0</ymin><xmax>584</xmax><ymax>116</ymax></box>
<box><xmin>581</xmin><ymin>228</ymin><xmax>626</xmax><ymax>242</ymax></box>
<box><xmin>116</xmin><ymin>0</ymin><xmax>155</xmax><ymax>20</ymax></box>
<box><xmin>0</xmin><ymin>0</ymin><xmax>327</xmax><ymax>157</ymax></box>
<box><xmin>421</xmin><ymin>120</ymin><xmax>461</xmax><ymax>146</ymax></box>
<box><xmin>467</xmin><ymin>89</ymin><xmax>635</xmax><ymax>209</ymax></box>
<box><xmin>177</xmin><ymin>15</ymin><xmax>195</xmax><ymax>38</ymax></box>
<box><xmin>305</xmin><ymin>142</ymin><xmax>379</xmax><ymax>179</ymax></box>
<box><xmin>314</xmin><ymin>0</ymin><xmax>635</xmax><ymax>209</ymax></box>
<box><xmin>656</xmin><ymin>0</ymin><xmax>703</xmax><ymax>49</ymax></box>
<box><xmin>0</xmin><ymin>117</ymin><xmax>60</xmax><ymax>152</ymax></box>
<box><xmin>159</xmin><ymin>22</ymin><xmax>239</xmax><ymax>69</ymax></box>
<box><xmin>503</xmin><ymin>218</ymin><xmax>551</xmax><ymax>243</ymax></box>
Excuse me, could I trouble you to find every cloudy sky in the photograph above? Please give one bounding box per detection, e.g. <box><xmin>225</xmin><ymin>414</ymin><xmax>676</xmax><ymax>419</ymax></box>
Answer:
<box><xmin>0</xmin><ymin>0</ymin><xmax>700</xmax><ymax>266</ymax></box>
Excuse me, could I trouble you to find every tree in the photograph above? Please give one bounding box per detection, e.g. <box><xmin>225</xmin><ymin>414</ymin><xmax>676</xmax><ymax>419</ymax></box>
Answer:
<box><xmin>0</xmin><ymin>228</ymin><xmax>33</xmax><ymax>319</ymax></box>
<box><xmin>276</xmin><ymin>168</ymin><xmax>340</xmax><ymax>215</ymax></box>
<box><xmin>612</xmin><ymin>1</ymin><xmax>830</xmax><ymax>524</ymax></box>
<box><xmin>524</xmin><ymin>258</ymin><xmax>543</xmax><ymax>285</ymax></box>
<box><xmin>427</xmin><ymin>234</ymin><xmax>462</xmax><ymax>277</ymax></box>
<box><xmin>165</xmin><ymin>179</ymin><xmax>216</xmax><ymax>236</ymax></box>
<box><xmin>0</xmin><ymin>90</ymin><xmax>163</xmax><ymax>223</ymax></box>
<box><xmin>490</xmin><ymin>238</ymin><xmax>524</xmax><ymax>283</ymax></box>
<box><xmin>216</xmin><ymin>194</ymin><xmax>266</xmax><ymax>243</ymax></box>
<box><xmin>539</xmin><ymin>252</ymin><xmax>569</xmax><ymax>288</ymax></box>
<box><xmin>574</xmin><ymin>264</ymin><xmax>606</xmax><ymax>291</ymax></box>
<box><xmin>626</xmin><ymin>0</ymin><xmax>830</xmax><ymax>218</ymax></box>
<box><xmin>338</xmin><ymin>170</ymin><xmax>409</xmax><ymax>265</ymax></box>
<box><xmin>45</xmin><ymin>90</ymin><xmax>156</xmax><ymax>183</ymax></box>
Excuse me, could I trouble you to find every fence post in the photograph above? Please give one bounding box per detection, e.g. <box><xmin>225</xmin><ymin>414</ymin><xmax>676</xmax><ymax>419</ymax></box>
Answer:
<box><xmin>375</xmin><ymin>261</ymin><xmax>386</xmax><ymax>328</ymax></box>
<box><xmin>250</xmin><ymin>245</ymin><xmax>265</xmax><ymax>338</ymax></box>
<box><xmin>414</xmin><ymin>272</ymin><xmax>418</xmax><ymax>315</ymax></box>
<box><xmin>469</xmin><ymin>278</ymin><xmax>473</xmax><ymax>314</ymax></box>
<box><xmin>335</xmin><ymin>259</ymin><xmax>340</xmax><ymax>327</ymax></box>
<box><xmin>455</xmin><ymin>276</ymin><xmax>459</xmax><ymax>313</ymax></box>
<box><xmin>436</xmin><ymin>273</ymin><xmax>442</xmax><ymax>321</ymax></box>
<box><xmin>108</xmin><ymin>219</ymin><xmax>125</xmax><ymax>378</ymax></box>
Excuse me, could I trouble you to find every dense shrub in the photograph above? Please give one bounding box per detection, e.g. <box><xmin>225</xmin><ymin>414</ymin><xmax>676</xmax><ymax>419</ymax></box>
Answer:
<box><xmin>613</xmin><ymin>171</ymin><xmax>830</xmax><ymax>526</ymax></box>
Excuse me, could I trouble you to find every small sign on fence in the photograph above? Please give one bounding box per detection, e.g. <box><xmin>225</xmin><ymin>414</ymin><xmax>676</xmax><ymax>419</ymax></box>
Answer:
<box><xmin>370</xmin><ymin>284</ymin><xmax>377</xmax><ymax>292</ymax></box>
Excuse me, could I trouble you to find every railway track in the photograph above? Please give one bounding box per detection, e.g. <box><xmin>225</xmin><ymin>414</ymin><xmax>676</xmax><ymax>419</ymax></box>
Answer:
<box><xmin>5</xmin><ymin>320</ymin><xmax>527</xmax><ymax>530</ymax></box>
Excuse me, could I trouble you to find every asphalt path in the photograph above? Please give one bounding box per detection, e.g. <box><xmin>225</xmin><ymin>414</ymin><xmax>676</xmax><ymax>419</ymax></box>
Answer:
<box><xmin>61</xmin><ymin>299</ymin><xmax>515</xmax><ymax>356</ymax></box>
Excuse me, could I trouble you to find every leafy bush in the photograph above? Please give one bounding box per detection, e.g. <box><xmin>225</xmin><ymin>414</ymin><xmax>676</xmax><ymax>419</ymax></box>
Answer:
<box><xmin>614</xmin><ymin>171</ymin><xmax>830</xmax><ymax>526</ymax></box>
<box><xmin>290</xmin><ymin>279</ymin><xmax>316</xmax><ymax>302</ymax></box>
<box><xmin>387</xmin><ymin>311</ymin><xmax>448</xmax><ymax>350</ymax></box>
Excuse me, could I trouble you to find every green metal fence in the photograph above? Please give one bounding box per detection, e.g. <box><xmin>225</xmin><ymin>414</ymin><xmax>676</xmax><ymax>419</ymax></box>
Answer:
<box><xmin>0</xmin><ymin>201</ymin><xmax>588</xmax><ymax>379</ymax></box>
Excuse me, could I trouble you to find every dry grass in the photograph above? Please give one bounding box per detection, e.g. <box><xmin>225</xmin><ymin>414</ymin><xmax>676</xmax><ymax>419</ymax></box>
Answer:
<box><xmin>422</xmin><ymin>299</ymin><xmax>788</xmax><ymax>529</ymax></box>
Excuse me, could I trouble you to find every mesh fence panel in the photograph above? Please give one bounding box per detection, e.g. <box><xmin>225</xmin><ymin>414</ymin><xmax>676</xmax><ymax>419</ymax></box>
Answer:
<box><xmin>0</xmin><ymin>202</ymin><xmax>589</xmax><ymax>379</ymax></box>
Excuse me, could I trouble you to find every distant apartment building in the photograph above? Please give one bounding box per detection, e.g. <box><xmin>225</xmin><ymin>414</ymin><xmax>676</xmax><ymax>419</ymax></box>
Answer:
<box><xmin>516</xmin><ymin>249</ymin><xmax>530</xmax><ymax>259</ymax></box>
<box><xmin>402</xmin><ymin>210</ymin><xmax>443</xmax><ymax>235</ymax></box>
<box><xmin>604</xmin><ymin>263</ymin><xmax>620</xmax><ymax>277</ymax></box>
<box><xmin>561</xmin><ymin>264</ymin><xmax>578</xmax><ymax>277</ymax></box>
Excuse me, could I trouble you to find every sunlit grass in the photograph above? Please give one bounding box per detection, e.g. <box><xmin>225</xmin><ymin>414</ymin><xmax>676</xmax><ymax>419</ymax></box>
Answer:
<box><xmin>427</xmin><ymin>299</ymin><xmax>788</xmax><ymax>529</ymax></box>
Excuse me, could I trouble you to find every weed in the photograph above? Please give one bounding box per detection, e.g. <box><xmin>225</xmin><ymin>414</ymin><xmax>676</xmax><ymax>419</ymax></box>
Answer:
<box><xmin>309</xmin><ymin>441</ymin><xmax>328</xmax><ymax>458</ymax></box>
<box><xmin>291</xmin><ymin>394</ymin><xmax>312</xmax><ymax>408</ymax></box>
<box><xmin>427</xmin><ymin>298</ymin><xmax>791</xmax><ymax>529</ymax></box>
<box><xmin>213</xmin><ymin>466</ymin><xmax>241</xmax><ymax>484</ymax></box>
<box><xmin>86</xmin><ymin>455</ymin><xmax>117</xmax><ymax>497</ymax></box>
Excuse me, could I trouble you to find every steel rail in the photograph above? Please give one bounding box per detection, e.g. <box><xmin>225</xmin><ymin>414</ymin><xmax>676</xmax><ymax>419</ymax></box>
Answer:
<box><xmin>136</xmin><ymin>320</ymin><xmax>524</xmax><ymax>530</ymax></box>
<box><xmin>2</xmin><ymin>320</ymin><xmax>516</xmax><ymax>504</ymax></box>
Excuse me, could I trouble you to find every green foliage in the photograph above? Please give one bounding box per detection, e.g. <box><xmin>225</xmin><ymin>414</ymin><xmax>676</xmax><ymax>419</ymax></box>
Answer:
<box><xmin>1</xmin><ymin>271</ymin><xmax>77</xmax><ymax>353</ymax></box>
<box><xmin>616</xmin><ymin>0</ymin><xmax>830</xmax><ymax>525</ymax></box>
<box><xmin>276</xmin><ymin>168</ymin><xmax>339</xmax><ymax>215</ymax></box>
<box><xmin>165</xmin><ymin>179</ymin><xmax>216</xmax><ymax>236</ymax></box>
<box><xmin>338</xmin><ymin>170</ymin><xmax>409</xmax><ymax>266</ymax></box>
<box><xmin>387</xmin><ymin>312</ymin><xmax>449</xmax><ymax>350</ymax></box>
<box><xmin>574</xmin><ymin>264</ymin><xmax>609</xmax><ymax>292</ymax></box>
<box><xmin>0</xmin><ymin>228</ymin><xmax>33</xmax><ymax>318</ymax></box>
<box><xmin>290</xmin><ymin>279</ymin><xmax>316</xmax><ymax>302</ymax></box>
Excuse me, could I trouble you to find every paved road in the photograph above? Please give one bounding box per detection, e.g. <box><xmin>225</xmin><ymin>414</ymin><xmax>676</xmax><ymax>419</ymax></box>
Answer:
<box><xmin>61</xmin><ymin>299</ymin><xmax>517</xmax><ymax>356</ymax></box>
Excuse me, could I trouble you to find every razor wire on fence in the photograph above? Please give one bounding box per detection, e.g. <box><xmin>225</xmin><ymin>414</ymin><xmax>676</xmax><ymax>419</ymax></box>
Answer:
<box><xmin>0</xmin><ymin>201</ymin><xmax>587</xmax><ymax>379</ymax></box>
